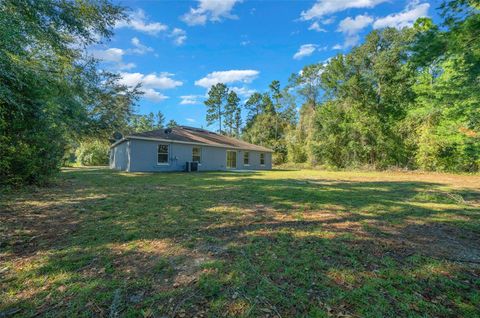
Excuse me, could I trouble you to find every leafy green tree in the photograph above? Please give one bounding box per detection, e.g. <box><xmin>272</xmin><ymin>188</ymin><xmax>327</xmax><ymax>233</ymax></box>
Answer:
<box><xmin>75</xmin><ymin>140</ymin><xmax>110</xmax><ymax>166</ymax></box>
<box><xmin>288</xmin><ymin>64</ymin><xmax>324</xmax><ymax>109</ymax></box>
<box><xmin>128</xmin><ymin>111</ymin><xmax>165</xmax><ymax>133</ymax></box>
<box><xmin>243</xmin><ymin>81</ymin><xmax>294</xmax><ymax>163</ymax></box>
<box><xmin>205</xmin><ymin>83</ymin><xmax>229</xmax><ymax>134</ymax></box>
<box><xmin>406</xmin><ymin>1</ymin><xmax>480</xmax><ymax>171</ymax></box>
<box><xmin>0</xmin><ymin>0</ymin><xmax>132</xmax><ymax>186</ymax></box>
<box><xmin>310</xmin><ymin>27</ymin><xmax>417</xmax><ymax>168</ymax></box>
<box><xmin>167</xmin><ymin>119</ymin><xmax>178</xmax><ymax>128</ymax></box>
<box><xmin>244</xmin><ymin>92</ymin><xmax>263</xmax><ymax>121</ymax></box>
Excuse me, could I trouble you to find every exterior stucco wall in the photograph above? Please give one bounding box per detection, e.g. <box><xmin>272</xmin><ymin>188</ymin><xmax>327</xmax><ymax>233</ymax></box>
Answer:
<box><xmin>110</xmin><ymin>138</ymin><xmax>272</xmax><ymax>172</ymax></box>
<box><xmin>235</xmin><ymin>150</ymin><xmax>272</xmax><ymax>170</ymax></box>
<box><xmin>109</xmin><ymin>140</ymin><xmax>129</xmax><ymax>171</ymax></box>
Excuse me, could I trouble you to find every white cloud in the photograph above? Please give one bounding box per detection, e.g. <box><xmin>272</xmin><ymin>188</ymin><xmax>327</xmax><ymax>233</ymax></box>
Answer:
<box><xmin>130</xmin><ymin>37</ymin><xmax>154</xmax><ymax>54</ymax></box>
<box><xmin>373</xmin><ymin>1</ymin><xmax>429</xmax><ymax>29</ymax></box>
<box><xmin>180</xmin><ymin>95</ymin><xmax>204</xmax><ymax>105</ymax></box>
<box><xmin>142</xmin><ymin>89</ymin><xmax>169</xmax><ymax>102</ymax></box>
<box><xmin>293</xmin><ymin>44</ymin><xmax>318</xmax><ymax>60</ymax></box>
<box><xmin>333</xmin><ymin>34</ymin><xmax>360</xmax><ymax>49</ymax></box>
<box><xmin>169</xmin><ymin>28</ymin><xmax>187</xmax><ymax>45</ymax></box>
<box><xmin>115</xmin><ymin>9</ymin><xmax>187</xmax><ymax>45</ymax></box>
<box><xmin>118</xmin><ymin>72</ymin><xmax>183</xmax><ymax>102</ymax></box>
<box><xmin>322</xmin><ymin>17</ymin><xmax>336</xmax><ymax>25</ymax></box>
<box><xmin>91</xmin><ymin>48</ymin><xmax>124</xmax><ymax>63</ymax></box>
<box><xmin>186</xmin><ymin>118</ymin><xmax>197</xmax><ymax>123</ymax></box>
<box><xmin>90</xmin><ymin>38</ymin><xmax>155</xmax><ymax>71</ymax></box>
<box><xmin>91</xmin><ymin>48</ymin><xmax>136</xmax><ymax>71</ymax></box>
<box><xmin>116</xmin><ymin>9</ymin><xmax>168</xmax><ymax>35</ymax></box>
<box><xmin>231</xmin><ymin>86</ymin><xmax>256</xmax><ymax>98</ymax></box>
<box><xmin>301</xmin><ymin>0</ymin><xmax>387</xmax><ymax>21</ymax></box>
<box><xmin>142</xmin><ymin>73</ymin><xmax>183</xmax><ymax>89</ymax></box>
<box><xmin>333</xmin><ymin>14</ymin><xmax>373</xmax><ymax>50</ymax></box>
<box><xmin>181</xmin><ymin>0</ymin><xmax>241</xmax><ymax>26</ymax></box>
<box><xmin>337</xmin><ymin>14</ymin><xmax>373</xmax><ymax>35</ymax></box>
<box><xmin>117</xmin><ymin>62</ymin><xmax>136</xmax><ymax>71</ymax></box>
<box><xmin>308</xmin><ymin>22</ymin><xmax>327</xmax><ymax>32</ymax></box>
<box><xmin>195</xmin><ymin>69</ymin><xmax>259</xmax><ymax>88</ymax></box>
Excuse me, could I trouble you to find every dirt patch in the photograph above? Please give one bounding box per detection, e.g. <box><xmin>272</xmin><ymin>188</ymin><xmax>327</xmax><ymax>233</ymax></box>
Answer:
<box><xmin>0</xmin><ymin>181</ymin><xmax>82</xmax><ymax>261</ymax></box>
<box><xmin>393</xmin><ymin>223</ymin><xmax>480</xmax><ymax>263</ymax></box>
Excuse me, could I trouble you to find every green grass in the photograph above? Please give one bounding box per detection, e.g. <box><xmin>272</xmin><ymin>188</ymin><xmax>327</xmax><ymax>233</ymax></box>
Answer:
<box><xmin>1</xmin><ymin>168</ymin><xmax>479</xmax><ymax>317</ymax></box>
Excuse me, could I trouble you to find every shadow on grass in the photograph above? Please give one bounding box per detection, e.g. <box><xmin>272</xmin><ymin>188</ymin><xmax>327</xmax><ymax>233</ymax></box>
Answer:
<box><xmin>1</xmin><ymin>168</ymin><xmax>479</xmax><ymax>317</ymax></box>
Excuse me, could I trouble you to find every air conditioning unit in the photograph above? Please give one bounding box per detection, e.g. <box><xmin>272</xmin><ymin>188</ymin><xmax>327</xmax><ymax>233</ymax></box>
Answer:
<box><xmin>185</xmin><ymin>161</ymin><xmax>199</xmax><ymax>172</ymax></box>
<box><xmin>191</xmin><ymin>161</ymin><xmax>199</xmax><ymax>172</ymax></box>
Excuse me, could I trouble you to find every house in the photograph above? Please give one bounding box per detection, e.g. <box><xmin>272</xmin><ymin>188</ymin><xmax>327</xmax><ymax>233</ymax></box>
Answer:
<box><xmin>109</xmin><ymin>126</ymin><xmax>273</xmax><ymax>172</ymax></box>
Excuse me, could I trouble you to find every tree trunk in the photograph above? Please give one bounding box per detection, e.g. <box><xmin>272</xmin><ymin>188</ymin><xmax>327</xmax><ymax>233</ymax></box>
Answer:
<box><xmin>218</xmin><ymin>106</ymin><xmax>222</xmax><ymax>134</ymax></box>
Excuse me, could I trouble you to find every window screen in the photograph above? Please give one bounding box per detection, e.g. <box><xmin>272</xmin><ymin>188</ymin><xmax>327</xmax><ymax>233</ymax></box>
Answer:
<box><xmin>243</xmin><ymin>152</ymin><xmax>249</xmax><ymax>165</ymax></box>
<box><xmin>192</xmin><ymin>147</ymin><xmax>201</xmax><ymax>163</ymax></box>
<box><xmin>157</xmin><ymin>144</ymin><xmax>169</xmax><ymax>164</ymax></box>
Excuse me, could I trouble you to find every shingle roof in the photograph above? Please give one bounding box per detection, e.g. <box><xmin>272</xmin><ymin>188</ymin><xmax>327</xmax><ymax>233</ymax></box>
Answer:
<box><xmin>123</xmin><ymin>126</ymin><xmax>273</xmax><ymax>152</ymax></box>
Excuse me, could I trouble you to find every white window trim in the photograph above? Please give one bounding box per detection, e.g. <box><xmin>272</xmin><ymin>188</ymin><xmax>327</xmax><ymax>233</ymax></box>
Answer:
<box><xmin>192</xmin><ymin>146</ymin><xmax>202</xmax><ymax>165</ymax></box>
<box><xmin>226</xmin><ymin>150</ymin><xmax>237</xmax><ymax>169</ymax></box>
<box><xmin>243</xmin><ymin>151</ymin><xmax>250</xmax><ymax>166</ymax></box>
<box><xmin>260</xmin><ymin>153</ymin><xmax>265</xmax><ymax>166</ymax></box>
<box><xmin>157</xmin><ymin>144</ymin><xmax>170</xmax><ymax>165</ymax></box>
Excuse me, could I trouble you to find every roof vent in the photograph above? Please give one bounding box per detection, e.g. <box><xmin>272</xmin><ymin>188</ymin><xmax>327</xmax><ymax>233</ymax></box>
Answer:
<box><xmin>164</xmin><ymin>128</ymin><xmax>173</xmax><ymax>134</ymax></box>
<box><xmin>112</xmin><ymin>131</ymin><xmax>123</xmax><ymax>140</ymax></box>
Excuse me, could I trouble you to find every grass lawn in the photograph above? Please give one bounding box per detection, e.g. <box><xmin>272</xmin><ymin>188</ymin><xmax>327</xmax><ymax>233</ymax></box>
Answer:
<box><xmin>1</xmin><ymin>168</ymin><xmax>480</xmax><ymax>317</ymax></box>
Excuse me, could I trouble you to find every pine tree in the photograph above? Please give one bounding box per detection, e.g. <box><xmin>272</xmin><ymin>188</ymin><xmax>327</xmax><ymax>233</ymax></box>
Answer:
<box><xmin>167</xmin><ymin>119</ymin><xmax>178</xmax><ymax>128</ymax></box>
<box><xmin>156</xmin><ymin>111</ymin><xmax>165</xmax><ymax>128</ymax></box>
<box><xmin>205</xmin><ymin>83</ymin><xmax>229</xmax><ymax>134</ymax></box>
<box><xmin>225</xmin><ymin>91</ymin><xmax>240</xmax><ymax>136</ymax></box>
<box><xmin>234</xmin><ymin>107</ymin><xmax>242</xmax><ymax>138</ymax></box>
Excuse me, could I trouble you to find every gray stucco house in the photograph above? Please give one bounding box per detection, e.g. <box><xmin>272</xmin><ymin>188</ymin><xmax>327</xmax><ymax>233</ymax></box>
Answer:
<box><xmin>109</xmin><ymin>126</ymin><xmax>273</xmax><ymax>172</ymax></box>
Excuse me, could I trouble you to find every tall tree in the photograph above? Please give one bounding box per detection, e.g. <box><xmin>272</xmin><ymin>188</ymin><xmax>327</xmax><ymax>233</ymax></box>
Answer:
<box><xmin>167</xmin><ymin>119</ymin><xmax>178</xmax><ymax>128</ymax></box>
<box><xmin>288</xmin><ymin>64</ymin><xmax>324</xmax><ymax>110</ymax></box>
<box><xmin>269</xmin><ymin>80</ymin><xmax>282</xmax><ymax>139</ymax></box>
<box><xmin>234</xmin><ymin>106</ymin><xmax>242</xmax><ymax>138</ymax></box>
<box><xmin>224</xmin><ymin>90</ymin><xmax>241</xmax><ymax>136</ymax></box>
<box><xmin>204</xmin><ymin>83</ymin><xmax>228</xmax><ymax>134</ymax></box>
<box><xmin>128</xmin><ymin>111</ymin><xmax>166</xmax><ymax>133</ymax></box>
<box><xmin>304</xmin><ymin>27</ymin><xmax>417</xmax><ymax>168</ymax></box>
<box><xmin>0</xmin><ymin>0</ymin><xmax>131</xmax><ymax>185</ymax></box>
<box><xmin>244</xmin><ymin>92</ymin><xmax>263</xmax><ymax>121</ymax></box>
<box><xmin>406</xmin><ymin>0</ymin><xmax>480</xmax><ymax>171</ymax></box>
<box><xmin>156</xmin><ymin>111</ymin><xmax>166</xmax><ymax>128</ymax></box>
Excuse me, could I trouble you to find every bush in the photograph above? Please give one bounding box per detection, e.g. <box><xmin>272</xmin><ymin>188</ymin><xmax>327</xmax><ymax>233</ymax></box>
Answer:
<box><xmin>75</xmin><ymin>140</ymin><xmax>110</xmax><ymax>166</ymax></box>
<box><xmin>0</xmin><ymin>117</ymin><xmax>66</xmax><ymax>187</ymax></box>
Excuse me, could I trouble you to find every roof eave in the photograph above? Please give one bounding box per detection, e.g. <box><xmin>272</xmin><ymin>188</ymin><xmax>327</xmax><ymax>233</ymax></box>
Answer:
<box><xmin>111</xmin><ymin>135</ymin><xmax>274</xmax><ymax>152</ymax></box>
<box><xmin>109</xmin><ymin>137</ymin><xmax>128</xmax><ymax>149</ymax></box>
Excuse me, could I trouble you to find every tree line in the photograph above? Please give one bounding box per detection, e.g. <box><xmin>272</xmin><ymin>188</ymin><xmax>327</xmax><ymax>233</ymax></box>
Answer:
<box><xmin>1</xmin><ymin>0</ymin><xmax>477</xmax><ymax>187</ymax></box>
<box><xmin>205</xmin><ymin>0</ymin><xmax>479</xmax><ymax>172</ymax></box>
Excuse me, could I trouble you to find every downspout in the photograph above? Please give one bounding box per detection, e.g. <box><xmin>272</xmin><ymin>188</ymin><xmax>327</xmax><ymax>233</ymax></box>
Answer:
<box><xmin>127</xmin><ymin>140</ymin><xmax>131</xmax><ymax>172</ymax></box>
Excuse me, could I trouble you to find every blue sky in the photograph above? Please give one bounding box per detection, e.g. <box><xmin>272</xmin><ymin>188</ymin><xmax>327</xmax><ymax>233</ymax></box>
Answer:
<box><xmin>91</xmin><ymin>0</ymin><xmax>442</xmax><ymax>129</ymax></box>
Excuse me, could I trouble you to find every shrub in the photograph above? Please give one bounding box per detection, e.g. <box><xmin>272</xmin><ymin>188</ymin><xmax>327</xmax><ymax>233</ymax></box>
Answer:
<box><xmin>75</xmin><ymin>140</ymin><xmax>110</xmax><ymax>166</ymax></box>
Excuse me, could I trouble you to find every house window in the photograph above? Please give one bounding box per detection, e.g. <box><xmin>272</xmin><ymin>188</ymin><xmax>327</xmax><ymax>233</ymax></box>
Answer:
<box><xmin>157</xmin><ymin>144</ymin><xmax>169</xmax><ymax>164</ymax></box>
<box><xmin>243</xmin><ymin>152</ymin><xmax>249</xmax><ymax>165</ymax></box>
<box><xmin>226</xmin><ymin>150</ymin><xmax>237</xmax><ymax>169</ymax></box>
<box><xmin>260</xmin><ymin>153</ymin><xmax>265</xmax><ymax>165</ymax></box>
<box><xmin>192</xmin><ymin>146</ymin><xmax>201</xmax><ymax>163</ymax></box>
